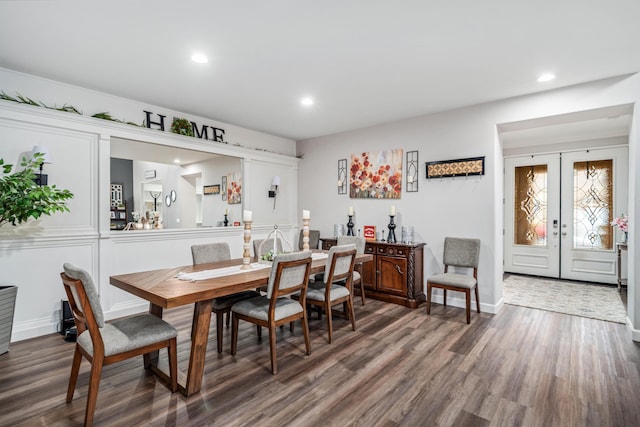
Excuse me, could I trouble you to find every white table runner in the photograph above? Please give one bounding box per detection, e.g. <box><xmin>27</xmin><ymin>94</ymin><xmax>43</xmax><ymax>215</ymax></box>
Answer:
<box><xmin>176</xmin><ymin>252</ymin><xmax>328</xmax><ymax>282</ymax></box>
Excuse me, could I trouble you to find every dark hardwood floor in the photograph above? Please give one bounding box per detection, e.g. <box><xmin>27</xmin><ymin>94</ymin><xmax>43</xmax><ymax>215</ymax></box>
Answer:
<box><xmin>1</xmin><ymin>299</ymin><xmax>640</xmax><ymax>426</ymax></box>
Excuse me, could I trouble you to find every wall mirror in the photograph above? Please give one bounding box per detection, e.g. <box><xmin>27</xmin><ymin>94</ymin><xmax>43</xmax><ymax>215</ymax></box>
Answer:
<box><xmin>110</xmin><ymin>137</ymin><xmax>242</xmax><ymax>230</ymax></box>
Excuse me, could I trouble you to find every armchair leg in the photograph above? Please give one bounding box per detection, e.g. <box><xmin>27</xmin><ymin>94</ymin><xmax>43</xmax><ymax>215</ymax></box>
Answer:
<box><xmin>231</xmin><ymin>314</ymin><xmax>239</xmax><ymax>355</ymax></box>
<box><xmin>465</xmin><ymin>289</ymin><xmax>471</xmax><ymax>324</ymax></box>
<box><xmin>326</xmin><ymin>302</ymin><xmax>333</xmax><ymax>344</ymax></box>
<box><xmin>216</xmin><ymin>311</ymin><xmax>224</xmax><ymax>353</ymax></box>
<box><xmin>269</xmin><ymin>326</ymin><xmax>278</xmax><ymax>374</ymax></box>
<box><xmin>475</xmin><ymin>286</ymin><xmax>481</xmax><ymax>313</ymax></box>
<box><xmin>302</xmin><ymin>313</ymin><xmax>311</xmax><ymax>355</ymax></box>
<box><xmin>84</xmin><ymin>357</ymin><xmax>104</xmax><ymax>427</ymax></box>
<box><xmin>426</xmin><ymin>282</ymin><xmax>432</xmax><ymax>315</ymax></box>
<box><xmin>66</xmin><ymin>346</ymin><xmax>83</xmax><ymax>402</ymax></box>
<box><xmin>168</xmin><ymin>339</ymin><xmax>178</xmax><ymax>392</ymax></box>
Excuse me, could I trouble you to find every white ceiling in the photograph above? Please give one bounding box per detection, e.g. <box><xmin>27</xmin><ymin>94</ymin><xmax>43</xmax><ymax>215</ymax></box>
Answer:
<box><xmin>1</xmin><ymin>1</ymin><xmax>639</xmax><ymax>141</ymax></box>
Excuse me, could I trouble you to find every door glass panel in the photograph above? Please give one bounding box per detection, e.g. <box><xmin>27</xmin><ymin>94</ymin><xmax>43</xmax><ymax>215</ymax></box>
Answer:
<box><xmin>514</xmin><ymin>165</ymin><xmax>547</xmax><ymax>246</ymax></box>
<box><xmin>573</xmin><ymin>160</ymin><xmax>613</xmax><ymax>250</ymax></box>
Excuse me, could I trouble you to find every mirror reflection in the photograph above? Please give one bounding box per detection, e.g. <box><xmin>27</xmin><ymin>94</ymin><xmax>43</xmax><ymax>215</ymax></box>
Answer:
<box><xmin>110</xmin><ymin>137</ymin><xmax>243</xmax><ymax>230</ymax></box>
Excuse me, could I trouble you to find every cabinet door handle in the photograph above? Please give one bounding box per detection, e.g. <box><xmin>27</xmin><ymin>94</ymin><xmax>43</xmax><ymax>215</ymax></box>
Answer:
<box><xmin>395</xmin><ymin>265</ymin><xmax>403</xmax><ymax>275</ymax></box>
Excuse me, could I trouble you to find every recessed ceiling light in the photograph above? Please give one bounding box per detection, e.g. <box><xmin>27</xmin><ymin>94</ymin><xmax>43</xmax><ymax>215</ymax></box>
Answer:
<box><xmin>174</xmin><ymin>159</ymin><xmax>181</xmax><ymax>164</ymax></box>
<box><xmin>191</xmin><ymin>53</ymin><xmax>208</xmax><ymax>64</ymax></box>
<box><xmin>537</xmin><ymin>73</ymin><xmax>556</xmax><ymax>82</ymax></box>
<box><xmin>300</xmin><ymin>97</ymin><xmax>314</xmax><ymax>106</ymax></box>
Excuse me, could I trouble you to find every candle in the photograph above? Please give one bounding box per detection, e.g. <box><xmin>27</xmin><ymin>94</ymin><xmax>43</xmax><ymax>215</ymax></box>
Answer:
<box><xmin>243</xmin><ymin>210</ymin><xmax>252</xmax><ymax>222</ymax></box>
<box><xmin>390</xmin><ymin>205</ymin><xmax>396</xmax><ymax>216</ymax></box>
<box><xmin>302</xmin><ymin>209</ymin><xmax>310</xmax><ymax>220</ymax></box>
<box><xmin>348</xmin><ymin>206</ymin><xmax>354</xmax><ymax>216</ymax></box>
<box><xmin>337</xmin><ymin>180</ymin><xmax>343</xmax><ymax>187</ymax></box>
<box><xmin>407</xmin><ymin>175</ymin><xmax>414</xmax><ymax>183</ymax></box>
<box><xmin>224</xmin><ymin>208</ymin><xmax>229</xmax><ymax>215</ymax></box>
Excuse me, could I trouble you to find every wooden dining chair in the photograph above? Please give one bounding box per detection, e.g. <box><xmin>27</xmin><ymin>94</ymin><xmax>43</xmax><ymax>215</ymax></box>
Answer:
<box><xmin>191</xmin><ymin>242</ymin><xmax>260</xmax><ymax>353</ymax></box>
<box><xmin>60</xmin><ymin>263</ymin><xmax>177</xmax><ymax>427</ymax></box>
<box><xmin>337</xmin><ymin>235</ymin><xmax>367</xmax><ymax>305</ymax></box>
<box><xmin>230</xmin><ymin>251</ymin><xmax>312</xmax><ymax>374</ymax></box>
<box><xmin>299</xmin><ymin>244</ymin><xmax>357</xmax><ymax>343</ymax></box>
<box><xmin>253</xmin><ymin>238</ymin><xmax>283</xmax><ymax>259</ymax></box>
<box><xmin>426</xmin><ymin>237</ymin><xmax>481</xmax><ymax>324</ymax></box>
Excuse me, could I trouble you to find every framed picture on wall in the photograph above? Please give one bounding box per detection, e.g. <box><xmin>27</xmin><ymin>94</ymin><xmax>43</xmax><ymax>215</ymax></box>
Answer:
<box><xmin>203</xmin><ymin>184</ymin><xmax>220</xmax><ymax>195</ymax></box>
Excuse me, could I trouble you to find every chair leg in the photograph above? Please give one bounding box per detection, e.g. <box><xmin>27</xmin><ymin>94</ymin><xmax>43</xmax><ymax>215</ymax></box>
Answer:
<box><xmin>269</xmin><ymin>325</ymin><xmax>278</xmax><ymax>374</ymax></box>
<box><xmin>290</xmin><ymin>321</ymin><xmax>295</xmax><ymax>333</ymax></box>
<box><xmin>348</xmin><ymin>297</ymin><xmax>356</xmax><ymax>331</ymax></box>
<box><xmin>168</xmin><ymin>339</ymin><xmax>178</xmax><ymax>392</ymax></box>
<box><xmin>326</xmin><ymin>302</ymin><xmax>333</xmax><ymax>344</ymax></box>
<box><xmin>257</xmin><ymin>324</ymin><xmax>262</xmax><ymax>338</ymax></box>
<box><xmin>84</xmin><ymin>356</ymin><xmax>104</xmax><ymax>427</ymax></box>
<box><xmin>465</xmin><ymin>289</ymin><xmax>471</xmax><ymax>324</ymax></box>
<box><xmin>225</xmin><ymin>311</ymin><xmax>231</xmax><ymax>326</ymax></box>
<box><xmin>66</xmin><ymin>346</ymin><xmax>83</xmax><ymax>402</ymax></box>
<box><xmin>474</xmin><ymin>286</ymin><xmax>481</xmax><ymax>313</ymax></box>
<box><xmin>231</xmin><ymin>314</ymin><xmax>239</xmax><ymax>355</ymax></box>
<box><xmin>359</xmin><ymin>281</ymin><xmax>366</xmax><ymax>306</ymax></box>
<box><xmin>302</xmin><ymin>313</ymin><xmax>311</xmax><ymax>355</ymax></box>
<box><xmin>216</xmin><ymin>311</ymin><xmax>224</xmax><ymax>353</ymax></box>
<box><xmin>426</xmin><ymin>282</ymin><xmax>432</xmax><ymax>315</ymax></box>
<box><xmin>443</xmin><ymin>289</ymin><xmax>447</xmax><ymax>307</ymax></box>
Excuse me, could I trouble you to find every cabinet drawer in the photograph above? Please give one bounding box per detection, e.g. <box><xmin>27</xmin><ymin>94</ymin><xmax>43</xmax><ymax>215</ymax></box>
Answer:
<box><xmin>376</xmin><ymin>246</ymin><xmax>406</xmax><ymax>257</ymax></box>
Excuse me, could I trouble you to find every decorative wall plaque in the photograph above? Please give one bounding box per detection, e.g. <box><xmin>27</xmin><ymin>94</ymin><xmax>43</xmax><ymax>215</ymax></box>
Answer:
<box><xmin>425</xmin><ymin>156</ymin><xmax>485</xmax><ymax>179</ymax></box>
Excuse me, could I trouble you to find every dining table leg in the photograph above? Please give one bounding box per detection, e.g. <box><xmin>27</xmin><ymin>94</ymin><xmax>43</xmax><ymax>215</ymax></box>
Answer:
<box><xmin>184</xmin><ymin>300</ymin><xmax>213</xmax><ymax>396</ymax></box>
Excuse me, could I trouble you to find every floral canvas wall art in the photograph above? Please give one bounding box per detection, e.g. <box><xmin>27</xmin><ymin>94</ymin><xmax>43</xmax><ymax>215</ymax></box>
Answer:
<box><xmin>227</xmin><ymin>172</ymin><xmax>242</xmax><ymax>204</ymax></box>
<box><xmin>350</xmin><ymin>149</ymin><xmax>403</xmax><ymax>199</ymax></box>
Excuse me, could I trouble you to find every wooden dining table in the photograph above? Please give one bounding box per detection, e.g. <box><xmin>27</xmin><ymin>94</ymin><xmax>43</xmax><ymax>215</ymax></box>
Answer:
<box><xmin>110</xmin><ymin>252</ymin><xmax>372</xmax><ymax>396</ymax></box>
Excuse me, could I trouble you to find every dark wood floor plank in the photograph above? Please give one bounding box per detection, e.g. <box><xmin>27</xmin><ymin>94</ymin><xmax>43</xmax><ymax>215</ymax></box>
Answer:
<box><xmin>1</xmin><ymin>299</ymin><xmax>640</xmax><ymax>426</ymax></box>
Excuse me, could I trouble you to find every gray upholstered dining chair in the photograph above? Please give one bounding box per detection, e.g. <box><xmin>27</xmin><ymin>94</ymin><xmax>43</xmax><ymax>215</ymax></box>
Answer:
<box><xmin>300</xmin><ymin>243</ymin><xmax>357</xmax><ymax>343</ymax></box>
<box><xmin>230</xmin><ymin>251</ymin><xmax>312</xmax><ymax>374</ymax></box>
<box><xmin>298</xmin><ymin>229</ymin><xmax>321</xmax><ymax>250</ymax></box>
<box><xmin>253</xmin><ymin>238</ymin><xmax>284</xmax><ymax>259</ymax></box>
<box><xmin>191</xmin><ymin>242</ymin><xmax>260</xmax><ymax>353</ymax></box>
<box><xmin>426</xmin><ymin>237</ymin><xmax>481</xmax><ymax>324</ymax></box>
<box><xmin>60</xmin><ymin>263</ymin><xmax>178</xmax><ymax>427</ymax></box>
<box><xmin>337</xmin><ymin>235</ymin><xmax>367</xmax><ymax>305</ymax></box>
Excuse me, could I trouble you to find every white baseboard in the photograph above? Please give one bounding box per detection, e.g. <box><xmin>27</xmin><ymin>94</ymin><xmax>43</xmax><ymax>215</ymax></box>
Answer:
<box><xmin>627</xmin><ymin>318</ymin><xmax>640</xmax><ymax>342</ymax></box>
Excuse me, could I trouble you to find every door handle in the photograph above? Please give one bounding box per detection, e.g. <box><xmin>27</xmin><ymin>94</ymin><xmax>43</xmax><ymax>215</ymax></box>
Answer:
<box><xmin>553</xmin><ymin>231</ymin><xmax>558</xmax><ymax>236</ymax></box>
<box><xmin>562</xmin><ymin>232</ymin><xmax>567</xmax><ymax>236</ymax></box>
<box><xmin>395</xmin><ymin>265</ymin><xmax>403</xmax><ymax>275</ymax></box>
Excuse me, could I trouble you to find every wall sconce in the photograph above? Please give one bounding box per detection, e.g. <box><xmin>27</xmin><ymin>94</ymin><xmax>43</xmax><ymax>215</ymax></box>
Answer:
<box><xmin>406</xmin><ymin>150</ymin><xmax>418</xmax><ymax>192</ymax></box>
<box><xmin>268</xmin><ymin>176</ymin><xmax>280</xmax><ymax>209</ymax></box>
<box><xmin>338</xmin><ymin>159</ymin><xmax>347</xmax><ymax>194</ymax></box>
<box><xmin>32</xmin><ymin>145</ymin><xmax>52</xmax><ymax>186</ymax></box>
<box><xmin>149</xmin><ymin>190</ymin><xmax>162</xmax><ymax>211</ymax></box>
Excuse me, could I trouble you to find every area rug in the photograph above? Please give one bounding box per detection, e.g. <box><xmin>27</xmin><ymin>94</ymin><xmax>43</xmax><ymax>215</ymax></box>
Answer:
<box><xmin>503</xmin><ymin>274</ymin><xmax>627</xmax><ymax>324</ymax></box>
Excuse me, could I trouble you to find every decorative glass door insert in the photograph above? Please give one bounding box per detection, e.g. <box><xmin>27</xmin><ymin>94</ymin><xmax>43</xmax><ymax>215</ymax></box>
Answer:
<box><xmin>572</xmin><ymin>160</ymin><xmax>613</xmax><ymax>250</ymax></box>
<box><xmin>514</xmin><ymin>165</ymin><xmax>547</xmax><ymax>246</ymax></box>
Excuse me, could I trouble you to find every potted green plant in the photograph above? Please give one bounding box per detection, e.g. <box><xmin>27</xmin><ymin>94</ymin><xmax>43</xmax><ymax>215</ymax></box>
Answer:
<box><xmin>0</xmin><ymin>152</ymin><xmax>74</xmax><ymax>353</ymax></box>
<box><xmin>0</xmin><ymin>153</ymin><xmax>73</xmax><ymax>227</ymax></box>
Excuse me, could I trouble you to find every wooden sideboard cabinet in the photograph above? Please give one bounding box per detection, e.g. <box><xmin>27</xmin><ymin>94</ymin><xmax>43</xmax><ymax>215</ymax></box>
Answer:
<box><xmin>321</xmin><ymin>238</ymin><xmax>425</xmax><ymax>308</ymax></box>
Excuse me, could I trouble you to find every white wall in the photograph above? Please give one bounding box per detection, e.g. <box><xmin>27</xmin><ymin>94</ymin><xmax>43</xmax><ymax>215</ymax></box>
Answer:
<box><xmin>297</xmin><ymin>74</ymin><xmax>640</xmax><ymax>337</ymax></box>
<box><xmin>0</xmin><ymin>70</ymin><xmax>299</xmax><ymax>342</ymax></box>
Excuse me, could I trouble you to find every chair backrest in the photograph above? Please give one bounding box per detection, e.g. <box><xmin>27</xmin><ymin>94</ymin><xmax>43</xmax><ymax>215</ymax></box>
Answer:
<box><xmin>323</xmin><ymin>243</ymin><xmax>357</xmax><ymax>284</ymax></box>
<box><xmin>298</xmin><ymin>229</ymin><xmax>321</xmax><ymax>250</ymax></box>
<box><xmin>266</xmin><ymin>251</ymin><xmax>312</xmax><ymax>299</ymax></box>
<box><xmin>62</xmin><ymin>263</ymin><xmax>104</xmax><ymax>329</ymax></box>
<box><xmin>443</xmin><ymin>237</ymin><xmax>481</xmax><ymax>269</ymax></box>
<box><xmin>191</xmin><ymin>242</ymin><xmax>231</xmax><ymax>265</ymax></box>
<box><xmin>254</xmin><ymin>238</ymin><xmax>283</xmax><ymax>258</ymax></box>
<box><xmin>337</xmin><ymin>235</ymin><xmax>365</xmax><ymax>254</ymax></box>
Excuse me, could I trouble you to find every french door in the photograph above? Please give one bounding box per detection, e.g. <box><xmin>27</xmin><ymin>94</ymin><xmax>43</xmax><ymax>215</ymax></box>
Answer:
<box><xmin>504</xmin><ymin>147</ymin><xmax>628</xmax><ymax>284</ymax></box>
